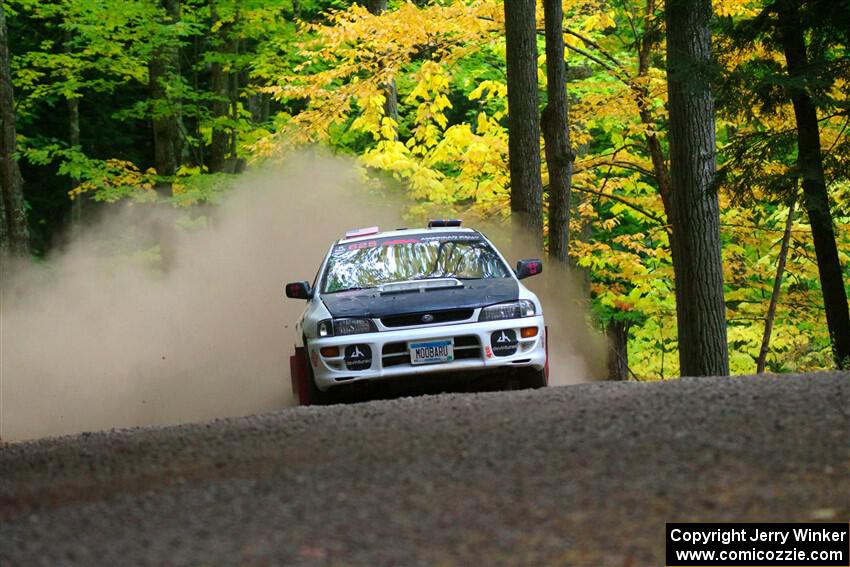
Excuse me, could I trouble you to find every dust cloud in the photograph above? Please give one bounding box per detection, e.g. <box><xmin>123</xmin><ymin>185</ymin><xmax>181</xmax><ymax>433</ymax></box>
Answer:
<box><xmin>1</xmin><ymin>154</ymin><xmax>601</xmax><ymax>442</ymax></box>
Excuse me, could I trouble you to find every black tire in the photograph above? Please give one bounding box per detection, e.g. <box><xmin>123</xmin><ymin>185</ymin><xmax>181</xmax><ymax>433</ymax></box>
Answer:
<box><xmin>304</xmin><ymin>358</ymin><xmax>338</xmax><ymax>405</ymax></box>
<box><xmin>518</xmin><ymin>367</ymin><xmax>547</xmax><ymax>389</ymax></box>
<box><xmin>294</xmin><ymin>342</ymin><xmax>338</xmax><ymax>406</ymax></box>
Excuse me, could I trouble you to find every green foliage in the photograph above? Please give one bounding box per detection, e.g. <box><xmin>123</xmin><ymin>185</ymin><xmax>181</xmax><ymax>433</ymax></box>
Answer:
<box><xmin>6</xmin><ymin>0</ymin><xmax>849</xmax><ymax>376</ymax></box>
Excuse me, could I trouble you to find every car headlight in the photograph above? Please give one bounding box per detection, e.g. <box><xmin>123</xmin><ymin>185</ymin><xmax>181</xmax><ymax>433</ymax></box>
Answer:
<box><xmin>478</xmin><ymin>300</ymin><xmax>536</xmax><ymax>321</ymax></box>
<box><xmin>334</xmin><ymin>318</ymin><xmax>376</xmax><ymax>336</ymax></box>
<box><xmin>334</xmin><ymin>318</ymin><xmax>375</xmax><ymax>336</ymax></box>
<box><xmin>317</xmin><ymin>318</ymin><xmax>376</xmax><ymax>337</ymax></box>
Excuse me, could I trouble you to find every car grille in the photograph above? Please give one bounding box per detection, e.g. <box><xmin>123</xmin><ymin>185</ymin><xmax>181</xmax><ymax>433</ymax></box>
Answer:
<box><xmin>380</xmin><ymin>308</ymin><xmax>475</xmax><ymax>328</ymax></box>
<box><xmin>381</xmin><ymin>335</ymin><xmax>481</xmax><ymax>368</ymax></box>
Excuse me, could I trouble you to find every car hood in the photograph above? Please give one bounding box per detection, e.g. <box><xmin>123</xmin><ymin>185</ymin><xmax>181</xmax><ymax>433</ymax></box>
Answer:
<box><xmin>320</xmin><ymin>278</ymin><xmax>519</xmax><ymax>318</ymax></box>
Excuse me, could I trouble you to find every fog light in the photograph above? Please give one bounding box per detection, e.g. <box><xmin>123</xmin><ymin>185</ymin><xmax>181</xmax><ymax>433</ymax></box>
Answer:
<box><xmin>320</xmin><ymin>346</ymin><xmax>340</xmax><ymax>357</ymax></box>
<box><xmin>521</xmin><ymin>327</ymin><xmax>538</xmax><ymax>338</ymax></box>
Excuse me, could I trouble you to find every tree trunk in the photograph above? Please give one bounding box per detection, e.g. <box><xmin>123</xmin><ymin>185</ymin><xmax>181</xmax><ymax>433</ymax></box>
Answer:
<box><xmin>207</xmin><ymin>63</ymin><xmax>229</xmax><ymax>173</ymax></box>
<box><xmin>190</xmin><ymin>34</ymin><xmax>203</xmax><ymax>167</ymax></box>
<box><xmin>247</xmin><ymin>93</ymin><xmax>270</xmax><ymax>124</ymax></box>
<box><xmin>150</xmin><ymin>0</ymin><xmax>182</xmax><ymax>196</ymax></box>
<box><xmin>626</xmin><ymin>0</ymin><xmax>679</xmax><ymax>297</ymax></box>
<box><xmin>606</xmin><ymin>319</ymin><xmax>630</xmax><ymax>380</ymax></box>
<box><xmin>365</xmin><ymin>0</ymin><xmax>398</xmax><ymax>136</ymax></box>
<box><xmin>208</xmin><ymin>7</ymin><xmax>231</xmax><ymax>174</ymax></box>
<box><xmin>757</xmin><ymin>196</ymin><xmax>796</xmax><ymax>373</ymax></box>
<box><xmin>636</xmin><ymin>0</ymin><xmax>672</xmax><ymax>216</ymax></box>
<box><xmin>0</xmin><ymin>4</ymin><xmax>29</xmax><ymax>257</ymax></box>
<box><xmin>365</xmin><ymin>0</ymin><xmax>386</xmax><ymax>12</ymax></box>
<box><xmin>382</xmin><ymin>77</ymin><xmax>399</xmax><ymax>129</ymax></box>
<box><xmin>67</xmin><ymin>94</ymin><xmax>83</xmax><ymax>225</ymax></box>
<box><xmin>67</xmin><ymin>98</ymin><xmax>80</xmax><ymax>155</ymax></box>
<box><xmin>665</xmin><ymin>0</ymin><xmax>729</xmax><ymax>376</ymax></box>
<box><xmin>778</xmin><ymin>3</ymin><xmax>850</xmax><ymax>369</ymax></box>
<box><xmin>230</xmin><ymin>39</ymin><xmax>240</xmax><ymax>159</ymax></box>
<box><xmin>504</xmin><ymin>0</ymin><xmax>543</xmax><ymax>248</ymax></box>
<box><xmin>541</xmin><ymin>0</ymin><xmax>574</xmax><ymax>264</ymax></box>
<box><xmin>64</xmin><ymin>28</ymin><xmax>84</xmax><ymax>227</ymax></box>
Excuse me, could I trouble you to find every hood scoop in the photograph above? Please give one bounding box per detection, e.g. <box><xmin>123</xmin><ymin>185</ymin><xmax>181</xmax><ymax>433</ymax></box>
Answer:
<box><xmin>379</xmin><ymin>278</ymin><xmax>463</xmax><ymax>295</ymax></box>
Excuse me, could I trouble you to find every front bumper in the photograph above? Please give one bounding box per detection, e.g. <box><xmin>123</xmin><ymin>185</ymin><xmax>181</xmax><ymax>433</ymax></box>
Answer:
<box><xmin>306</xmin><ymin>316</ymin><xmax>546</xmax><ymax>391</ymax></box>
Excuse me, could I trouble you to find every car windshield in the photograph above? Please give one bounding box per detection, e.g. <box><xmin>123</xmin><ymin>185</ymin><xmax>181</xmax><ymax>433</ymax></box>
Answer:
<box><xmin>322</xmin><ymin>234</ymin><xmax>511</xmax><ymax>293</ymax></box>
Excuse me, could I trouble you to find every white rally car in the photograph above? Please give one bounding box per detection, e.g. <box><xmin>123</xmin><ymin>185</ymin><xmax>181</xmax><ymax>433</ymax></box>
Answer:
<box><xmin>285</xmin><ymin>220</ymin><xmax>547</xmax><ymax>405</ymax></box>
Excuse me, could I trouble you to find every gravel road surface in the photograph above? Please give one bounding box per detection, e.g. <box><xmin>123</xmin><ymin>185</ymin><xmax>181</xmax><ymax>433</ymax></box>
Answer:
<box><xmin>2</xmin><ymin>372</ymin><xmax>848</xmax><ymax>566</ymax></box>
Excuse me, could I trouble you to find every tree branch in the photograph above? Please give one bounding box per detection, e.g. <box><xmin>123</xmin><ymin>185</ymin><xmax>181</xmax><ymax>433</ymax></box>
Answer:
<box><xmin>757</xmin><ymin>194</ymin><xmax>797</xmax><ymax>373</ymax></box>
<box><xmin>562</xmin><ymin>28</ymin><xmax>629</xmax><ymax>76</ymax></box>
<box><xmin>825</xmin><ymin>114</ymin><xmax>850</xmax><ymax>154</ymax></box>
<box><xmin>534</xmin><ymin>27</ymin><xmax>632</xmax><ymax>84</ymax></box>
<box><xmin>566</xmin><ymin>182</ymin><xmax>667</xmax><ymax>225</ymax></box>
<box><xmin>575</xmin><ymin>157</ymin><xmax>656</xmax><ymax>178</ymax></box>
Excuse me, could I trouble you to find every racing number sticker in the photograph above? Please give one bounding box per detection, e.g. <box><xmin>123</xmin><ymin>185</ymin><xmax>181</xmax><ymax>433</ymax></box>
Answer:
<box><xmin>346</xmin><ymin>240</ymin><xmax>377</xmax><ymax>251</ymax></box>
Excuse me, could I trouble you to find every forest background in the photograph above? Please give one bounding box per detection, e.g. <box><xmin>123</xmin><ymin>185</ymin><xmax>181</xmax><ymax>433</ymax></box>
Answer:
<box><xmin>1</xmin><ymin>0</ymin><xmax>848</xmax><ymax>379</ymax></box>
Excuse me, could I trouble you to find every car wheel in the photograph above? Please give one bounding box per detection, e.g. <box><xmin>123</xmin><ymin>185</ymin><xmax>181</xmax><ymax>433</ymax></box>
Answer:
<box><xmin>304</xmin><ymin>365</ymin><xmax>334</xmax><ymax>405</ymax></box>
<box><xmin>291</xmin><ymin>346</ymin><xmax>336</xmax><ymax>406</ymax></box>
<box><xmin>519</xmin><ymin>367</ymin><xmax>547</xmax><ymax>389</ymax></box>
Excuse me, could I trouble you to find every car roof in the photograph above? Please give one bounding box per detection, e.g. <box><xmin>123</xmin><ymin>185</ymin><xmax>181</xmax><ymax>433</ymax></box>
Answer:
<box><xmin>337</xmin><ymin>226</ymin><xmax>481</xmax><ymax>244</ymax></box>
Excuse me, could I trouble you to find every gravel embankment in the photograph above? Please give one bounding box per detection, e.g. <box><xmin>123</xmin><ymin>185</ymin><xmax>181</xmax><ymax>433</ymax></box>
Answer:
<box><xmin>1</xmin><ymin>372</ymin><xmax>848</xmax><ymax>566</ymax></box>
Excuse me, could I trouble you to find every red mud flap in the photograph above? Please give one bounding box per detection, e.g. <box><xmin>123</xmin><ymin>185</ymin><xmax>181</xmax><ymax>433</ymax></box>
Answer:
<box><xmin>544</xmin><ymin>325</ymin><xmax>550</xmax><ymax>386</ymax></box>
<box><xmin>290</xmin><ymin>347</ymin><xmax>311</xmax><ymax>406</ymax></box>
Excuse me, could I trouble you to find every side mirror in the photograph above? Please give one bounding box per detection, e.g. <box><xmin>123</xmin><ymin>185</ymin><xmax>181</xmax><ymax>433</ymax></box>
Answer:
<box><xmin>515</xmin><ymin>259</ymin><xmax>543</xmax><ymax>280</ymax></box>
<box><xmin>285</xmin><ymin>281</ymin><xmax>312</xmax><ymax>300</ymax></box>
